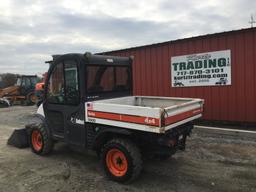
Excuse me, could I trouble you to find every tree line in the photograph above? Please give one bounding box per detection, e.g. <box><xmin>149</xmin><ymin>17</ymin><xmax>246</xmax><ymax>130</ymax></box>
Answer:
<box><xmin>0</xmin><ymin>73</ymin><xmax>18</xmax><ymax>89</ymax></box>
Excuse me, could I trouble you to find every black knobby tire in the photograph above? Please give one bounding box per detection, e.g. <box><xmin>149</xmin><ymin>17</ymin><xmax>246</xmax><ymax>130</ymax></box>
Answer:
<box><xmin>29</xmin><ymin>123</ymin><xmax>53</xmax><ymax>155</ymax></box>
<box><xmin>26</xmin><ymin>92</ymin><xmax>37</xmax><ymax>105</ymax></box>
<box><xmin>101</xmin><ymin>138</ymin><xmax>142</xmax><ymax>183</ymax></box>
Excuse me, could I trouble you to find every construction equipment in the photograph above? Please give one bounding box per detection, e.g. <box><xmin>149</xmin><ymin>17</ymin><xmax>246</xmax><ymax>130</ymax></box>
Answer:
<box><xmin>0</xmin><ymin>75</ymin><xmax>39</xmax><ymax>107</ymax></box>
<box><xmin>9</xmin><ymin>53</ymin><xmax>204</xmax><ymax>183</ymax></box>
<box><xmin>35</xmin><ymin>73</ymin><xmax>47</xmax><ymax>107</ymax></box>
<box><xmin>34</xmin><ymin>57</ymin><xmax>56</xmax><ymax>107</ymax></box>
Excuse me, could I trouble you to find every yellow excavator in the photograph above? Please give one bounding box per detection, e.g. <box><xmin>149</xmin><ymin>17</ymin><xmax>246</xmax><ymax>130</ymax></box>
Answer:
<box><xmin>0</xmin><ymin>75</ymin><xmax>40</xmax><ymax>107</ymax></box>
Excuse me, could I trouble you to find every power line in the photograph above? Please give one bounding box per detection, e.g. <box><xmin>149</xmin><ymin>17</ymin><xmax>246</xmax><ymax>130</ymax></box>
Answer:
<box><xmin>249</xmin><ymin>14</ymin><xmax>256</xmax><ymax>27</ymax></box>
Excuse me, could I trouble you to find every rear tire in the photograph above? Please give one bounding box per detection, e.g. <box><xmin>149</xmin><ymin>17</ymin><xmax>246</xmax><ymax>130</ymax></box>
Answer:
<box><xmin>26</xmin><ymin>92</ymin><xmax>37</xmax><ymax>105</ymax></box>
<box><xmin>100</xmin><ymin>138</ymin><xmax>142</xmax><ymax>183</ymax></box>
<box><xmin>29</xmin><ymin>123</ymin><xmax>53</xmax><ymax>155</ymax></box>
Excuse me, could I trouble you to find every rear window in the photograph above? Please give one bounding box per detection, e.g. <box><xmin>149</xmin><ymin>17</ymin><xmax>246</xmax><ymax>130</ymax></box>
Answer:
<box><xmin>31</xmin><ymin>77</ymin><xmax>39</xmax><ymax>87</ymax></box>
<box><xmin>87</xmin><ymin>65</ymin><xmax>130</xmax><ymax>94</ymax></box>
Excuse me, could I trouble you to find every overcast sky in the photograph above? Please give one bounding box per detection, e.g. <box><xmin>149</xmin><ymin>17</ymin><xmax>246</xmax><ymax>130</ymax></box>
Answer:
<box><xmin>0</xmin><ymin>0</ymin><xmax>255</xmax><ymax>75</ymax></box>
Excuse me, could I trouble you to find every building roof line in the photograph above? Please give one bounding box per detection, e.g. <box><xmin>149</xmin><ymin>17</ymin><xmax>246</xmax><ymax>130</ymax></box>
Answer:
<box><xmin>101</xmin><ymin>27</ymin><xmax>256</xmax><ymax>54</ymax></box>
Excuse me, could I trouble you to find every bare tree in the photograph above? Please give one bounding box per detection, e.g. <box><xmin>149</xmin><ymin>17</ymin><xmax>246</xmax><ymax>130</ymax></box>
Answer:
<box><xmin>0</xmin><ymin>73</ymin><xmax>18</xmax><ymax>88</ymax></box>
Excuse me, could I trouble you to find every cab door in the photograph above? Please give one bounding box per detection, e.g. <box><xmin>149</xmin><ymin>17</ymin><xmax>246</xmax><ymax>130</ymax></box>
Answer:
<box><xmin>44</xmin><ymin>55</ymin><xmax>85</xmax><ymax>147</ymax></box>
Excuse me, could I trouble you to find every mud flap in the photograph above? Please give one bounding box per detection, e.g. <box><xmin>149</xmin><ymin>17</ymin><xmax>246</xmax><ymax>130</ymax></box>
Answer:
<box><xmin>178</xmin><ymin>135</ymin><xmax>187</xmax><ymax>151</ymax></box>
<box><xmin>7</xmin><ymin>128</ymin><xmax>29</xmax><ymax>148</ymax></box>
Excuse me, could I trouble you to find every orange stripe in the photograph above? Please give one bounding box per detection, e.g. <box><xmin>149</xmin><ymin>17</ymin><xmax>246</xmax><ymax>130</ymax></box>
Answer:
<box><xmin>87</xmin><ymin>107</ymin><xmax>203</xmax><ymax>127</ymax></box>
<box><xmin>87</xmin><ymin>110</ymin><xmax>160</xmax><ymax>126</ymax></box>
<box><xmin>164</xmin><ymin>108</ymin><xmax>203</xmax><ymax>126</ymax></box>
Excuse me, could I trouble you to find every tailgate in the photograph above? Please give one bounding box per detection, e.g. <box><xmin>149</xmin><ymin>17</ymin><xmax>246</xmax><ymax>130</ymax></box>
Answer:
<box><xmin>161</xmin><ymin>98</ymin><xmax>204</xmax><ymax>132</ymax></box>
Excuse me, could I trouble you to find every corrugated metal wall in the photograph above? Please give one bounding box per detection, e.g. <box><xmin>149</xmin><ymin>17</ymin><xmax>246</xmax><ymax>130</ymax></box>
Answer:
<box><xmin>105</xmin><ymin>28</ymin><xmax>256</xmax><ymax>123</ymax></box>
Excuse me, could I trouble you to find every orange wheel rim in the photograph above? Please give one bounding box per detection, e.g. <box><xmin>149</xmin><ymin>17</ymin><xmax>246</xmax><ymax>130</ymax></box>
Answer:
<box><xmin>106</xmin><ymin>149</ymin><xmax>128</xmax><ymax>177</ymax></box>
<box><xmin>32</xmin><ymin>130</ymin><xmax>42</xmax><ymax>151</ymax></box>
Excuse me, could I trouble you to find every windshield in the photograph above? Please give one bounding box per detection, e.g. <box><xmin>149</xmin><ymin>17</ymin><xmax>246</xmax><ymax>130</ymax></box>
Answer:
<box><xmin>87</xmin><ymin>65</ymin><xmax>131</xmax><ymax>94</ymax></box>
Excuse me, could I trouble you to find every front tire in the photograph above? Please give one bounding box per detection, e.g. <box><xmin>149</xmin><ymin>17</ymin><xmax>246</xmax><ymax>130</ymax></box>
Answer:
<box><xmin>101</xmin><ymin>138</ymin><xmax>142</xmax><ymax>183</ymax></box>
<box><xmin>29</xmin><ymin>123</ymin><xmax>53</xmax><ymax>155</ymax></box>
<box><xmin>0</xmin><ymin>99</ymin><xmax>10</xmax><ymax>108</ymax></box>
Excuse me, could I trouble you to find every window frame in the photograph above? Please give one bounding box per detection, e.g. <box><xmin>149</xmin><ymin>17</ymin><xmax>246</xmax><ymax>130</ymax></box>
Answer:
<box><xmin>63</xmin><ymin>60</ymin><xmax>80</xmax><ymax>106</ymax></box>
<box><xmin>46</xmin><ymin>62</ymin><xmax>65</xmax><ymax>105</ymax></box>
<box><xmin>46</xmin><ymin>59</ymin><xmax>80</xmax><ymax>106</ymax></box>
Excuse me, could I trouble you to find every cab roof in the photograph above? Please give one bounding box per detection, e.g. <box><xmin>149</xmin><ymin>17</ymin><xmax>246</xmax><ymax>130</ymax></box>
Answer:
<box><xmin>49</xmin><ymin>52</ymin><xmax>132</xmax><ymax>66</ymax></box>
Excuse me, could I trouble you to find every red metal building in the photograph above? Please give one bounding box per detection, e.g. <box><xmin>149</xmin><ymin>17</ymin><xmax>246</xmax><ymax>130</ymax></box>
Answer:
<box><xmin>104</xmin><ymin>27</ymin><xmax>256</xmax><ymax>124</ymax></box>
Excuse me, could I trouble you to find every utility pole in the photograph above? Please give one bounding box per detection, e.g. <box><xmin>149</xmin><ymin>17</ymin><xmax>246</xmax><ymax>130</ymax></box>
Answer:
<box><xmin>249</xmin><ymin>14</ymin><xmax>256</xmax><ymax>28</ymax></box>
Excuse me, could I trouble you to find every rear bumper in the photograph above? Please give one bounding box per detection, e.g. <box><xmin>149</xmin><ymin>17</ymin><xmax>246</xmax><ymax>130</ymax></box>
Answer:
<box><xmin>158</xmin><ymin>122</ymin><xmax>193</xmax><ymax>148</ymax></box>
<box><xmin>141</xmin><ymin>123</ymin><xmax>193</xmax><ymax>156</ymax></box>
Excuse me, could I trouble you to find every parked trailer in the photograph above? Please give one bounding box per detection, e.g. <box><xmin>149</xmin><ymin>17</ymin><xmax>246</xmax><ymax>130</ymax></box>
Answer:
<box><xmin>22</xmin><ymin>53</ymin><xmax>204</xmax><ymax>183</ymax></box>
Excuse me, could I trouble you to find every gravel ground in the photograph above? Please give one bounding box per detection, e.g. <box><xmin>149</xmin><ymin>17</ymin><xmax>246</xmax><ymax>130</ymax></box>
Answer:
<box><xmin>0</xmin><ymin>106</ymin><xmax>256</xmax><ymax>192</ymax></box>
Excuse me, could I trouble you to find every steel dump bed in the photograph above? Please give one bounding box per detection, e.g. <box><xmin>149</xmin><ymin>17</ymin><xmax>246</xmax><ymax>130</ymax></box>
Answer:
<box><xmin>86</xmin><ymin>96</ymin><xmax>204</xmax><ymax>133</ymax></box>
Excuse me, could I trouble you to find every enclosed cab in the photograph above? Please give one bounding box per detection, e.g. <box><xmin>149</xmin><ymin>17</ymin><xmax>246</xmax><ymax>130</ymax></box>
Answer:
<box><xmin>28</xmin><ymin>52</ymin><xmax>204</xmax><ymax>183</ymax></box>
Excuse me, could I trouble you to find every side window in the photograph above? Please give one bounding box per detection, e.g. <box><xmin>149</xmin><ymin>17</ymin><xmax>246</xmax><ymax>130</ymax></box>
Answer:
<box><xmin>26</xmin><ymin>78</ymin><xmax>32</xmax><ymax>88</ymax></box>
<box><xmin>87</xmin><ymin>65</ymin><xmax>130</xmax><ymax>94</ymax></box>
<box><xmin>31</xmin><ymin>77</ymin><xmax>39</xmax><ymax>87</ymax></box>
<box><xmin>114</xmin><ymin>67</ymin><xmax>129</xmax><ymax>91</ymax></box>
<box><xmin>64</xmin><ymin>61</ymin><xmax>79</xmax><ymax>105</ymax></box>
<box><xmin>47</xmin><ymin>63</ymin><xmax>65</xmax><ymax>104</ymax></box>
<box><xmin>87</xmin><ymin>66</ymin><xmax>114</xmax><ymax>93</ymax></box>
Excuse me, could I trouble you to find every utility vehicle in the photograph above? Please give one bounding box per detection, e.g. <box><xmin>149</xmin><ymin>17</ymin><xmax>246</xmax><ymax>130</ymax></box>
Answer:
<box><xmin>27</xmin><ymin>52</ymin><xmax>204</xmax><ymax>183</ymax></box>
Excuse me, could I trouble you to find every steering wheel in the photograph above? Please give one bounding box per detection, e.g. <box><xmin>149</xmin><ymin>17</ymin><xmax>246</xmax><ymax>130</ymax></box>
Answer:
<box><xmin>66</xmin><ymin>86</ymin><xmax>79</xmax><ymax>102</ymax></box>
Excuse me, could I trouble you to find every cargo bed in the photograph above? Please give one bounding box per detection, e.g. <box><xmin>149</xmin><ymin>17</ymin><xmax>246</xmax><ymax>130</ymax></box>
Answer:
<box><xmin>85</xmin><ymin>96</ymin><xmax>204</xmax><ymax>133</ymax></box>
